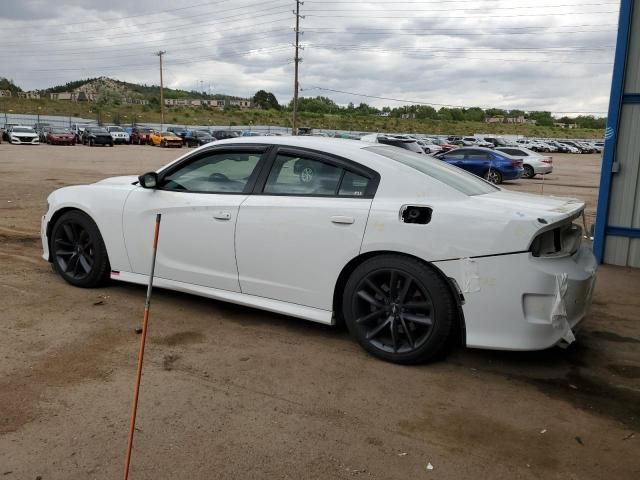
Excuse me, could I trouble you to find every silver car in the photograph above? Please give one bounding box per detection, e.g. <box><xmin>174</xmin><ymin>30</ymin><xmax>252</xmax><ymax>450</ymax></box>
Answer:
<box><xmin>496</xmin><ymin>146</ymin><xmax>553</xmax><ymax>178</ymax></box>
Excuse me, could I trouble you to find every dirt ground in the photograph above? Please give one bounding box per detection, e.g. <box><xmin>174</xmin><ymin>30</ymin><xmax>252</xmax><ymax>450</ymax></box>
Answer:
<box><xmin>0</xmin><ymin>144</ymin><xmax>638</xmax><ymax>479</ymax></box>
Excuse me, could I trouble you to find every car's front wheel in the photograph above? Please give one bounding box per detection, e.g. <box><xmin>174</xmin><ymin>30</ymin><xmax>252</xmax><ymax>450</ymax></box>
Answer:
<box><xmin>342</xmin><ymin>255</ymin><xmax>456</xmax><ymax>364</ymax></box>
<box><xmin>50</xmin><ymin>210</ymin><xmax>110</xmax><ymax>288</ymax></box>
<box><xmin>484</xmin><ymin>169</ymin><xmax>502</xmax><ymax>184</ymax></box>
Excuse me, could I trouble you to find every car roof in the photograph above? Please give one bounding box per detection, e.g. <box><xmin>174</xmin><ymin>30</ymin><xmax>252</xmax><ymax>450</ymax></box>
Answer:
<box><xmin>213</xmin><ymin>135</ymin><xmax>371</xmax><ymax>154</ymax></box>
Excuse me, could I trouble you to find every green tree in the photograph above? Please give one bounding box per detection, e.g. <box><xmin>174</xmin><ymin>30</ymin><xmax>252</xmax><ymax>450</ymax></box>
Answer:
<box><xmin>253</xmin><ymin>90</ymin><xmax>280</xmax><ymax>110</ymax></box>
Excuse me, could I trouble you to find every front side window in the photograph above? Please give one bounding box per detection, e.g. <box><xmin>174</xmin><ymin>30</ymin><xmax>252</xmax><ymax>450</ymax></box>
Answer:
<box><xmin>160</xmin><ymin>151</ymin><xmax>261</xmax><ymax>193</ymax></box>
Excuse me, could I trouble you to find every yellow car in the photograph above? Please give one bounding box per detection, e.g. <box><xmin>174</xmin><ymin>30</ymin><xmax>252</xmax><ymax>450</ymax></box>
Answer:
<box><xmin>149</xmin><ymin>130</ymin><xmax>183</xmax><ymax>148</ymax></box>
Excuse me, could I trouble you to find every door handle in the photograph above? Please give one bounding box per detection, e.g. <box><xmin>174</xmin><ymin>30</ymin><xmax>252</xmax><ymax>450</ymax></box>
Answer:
<box><xmin>213</xmin><ymin>212</ymin><xmax>231</xmax><ymax>220</ymax></box>
<box><xmin>331</xmin><ymin>215</ymin><xmax>355</xmax><ymax>225</ymax></box>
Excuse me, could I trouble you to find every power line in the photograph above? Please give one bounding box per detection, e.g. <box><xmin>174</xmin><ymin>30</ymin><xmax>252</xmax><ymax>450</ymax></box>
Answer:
<box><xmin>0</xmin><ymin>20</ymin><xmax>292</xmax><ymax>56</ymax></box>
<box><xmin>304</xmin><ymin>2</ymin><xmax>618</xmax><ymax>12</ymax></box>
<box><xmin>0</xmin><ymin>0</ymin><xmax>258</xmax><ymax>31</ymax></box>
<box><xmin>305</xmin><ymin>11</ymin><xmax>618</xmax><ymax>19</ymax></box>
<box><xmin>1</xmin><ymin>6</ymin><xmax>291</xmax><ymax>47</ymax></box>
<box><xmin>306</xmin><ymin>44</ymin><xmax>614</xmax><ymax>64</ymax></box>
<box><xmin>0</xmin><ymin>30</ymin><xmax>294</xmax><ymax>60</ymax></box>
<box><xmin>301</xmin><ymin>86</ymin><xmax>608</xmax><ymax>114</ymax></box>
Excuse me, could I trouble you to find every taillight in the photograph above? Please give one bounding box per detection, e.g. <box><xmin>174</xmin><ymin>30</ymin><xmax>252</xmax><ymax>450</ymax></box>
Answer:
<box><xmin>542</xmin><ymin>157</ymin><xmax>553</xmax><ymax>164</ymax></box>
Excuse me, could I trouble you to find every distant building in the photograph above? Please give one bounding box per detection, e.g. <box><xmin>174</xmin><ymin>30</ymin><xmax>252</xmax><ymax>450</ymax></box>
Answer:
<box><xmin>554</xmin><ymin>122</ymin><xmax>578</xmax><ymax>129</ymax></box>
<box><xmin>50</xmin><ymin>92</ymin><xmax>74</xmax><ymax>101</ymax></box>
<box><xmin>17</xmin><ymin>91</ymin><xmax>40</xmax><ymax>99</ymax></box>
<box><xmin>485</xmin><ymin>115</ymin><xmax>535</xmax><ymax>125</ymax></box>
<box><xmin>0</xmin><ymin>90</ymin><xmax>11</xmax><ymax>97</ymax></box>
<box><xmin>164</xmin><ymin>97</ymin><xmax>253</xmax><ymax>109</ymax></box>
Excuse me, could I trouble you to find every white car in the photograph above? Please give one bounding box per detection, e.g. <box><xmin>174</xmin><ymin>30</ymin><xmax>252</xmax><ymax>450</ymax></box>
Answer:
<box><xmin>41</xmin><ymin>137</ymin><xmax>596</xmax><ymax>363</ymax></box>
<box><xmin>106</xmin><ymin>125</ymin><xmax>130</xmax><ymax>145</ymax></box>
<box><xmin>495</xmin><ymin>147</ymin><xmax>553</xmax><ymax>178</ymax></box>
<box><xmin>8</xmin><ymin>125</ymin><xmax>39</xmax><ymax>145</ymax></box>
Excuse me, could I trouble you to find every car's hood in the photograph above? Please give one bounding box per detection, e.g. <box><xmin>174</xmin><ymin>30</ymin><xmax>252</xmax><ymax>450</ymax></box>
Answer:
<box><xmin>476</xmin><ymin>189</ymin><xmax>584</xmax><ymax>223</ymax></box>
<box><xmin>94</xmin><ymin>175</ymin><xmax>139</xmax><ymax>186</ymax></box>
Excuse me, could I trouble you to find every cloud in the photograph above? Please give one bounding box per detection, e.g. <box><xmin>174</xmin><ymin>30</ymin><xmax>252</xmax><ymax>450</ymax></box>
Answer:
<box><xmin>0</xmin><ymin>0</ymin><xmax>619</xmax><ymax>116</ymax></box>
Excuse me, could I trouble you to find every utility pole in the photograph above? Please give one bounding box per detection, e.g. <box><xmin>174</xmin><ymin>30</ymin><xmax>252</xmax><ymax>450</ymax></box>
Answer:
<box><xmin>156</xmin><ymin>50</ymin><xmax>166</xmax><ymax>132</ymax></box>
<box><xmin>292</xmin><ymin>1</ymin><xmax>303</xmax><ymax>135</ymax></box>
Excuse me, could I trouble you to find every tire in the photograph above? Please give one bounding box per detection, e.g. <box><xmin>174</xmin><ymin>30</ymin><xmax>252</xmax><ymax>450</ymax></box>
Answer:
<box><xmin>50</xmin><ymin>210</ymin><xmax>110</xmax><ymax>288</ymax></box>
<box><xmin>109</xmin><ymin>142</ymin><xmax>114</xmax><ymax>147</ymax></box>
<box><xmin>522</xmin><ymin>165</ymin><xmax>535</xmax><ymax>179</ymax></box>
<box><xmin>90</xmin><ymin>139</ymin><xmax>95</xmax><ymax>147</ymax></box>
<box><xmin>342</xmin><ymin>255</ymin><xmax>456</xmax><ymax>364</ymax></box>
<box><xmin>484</xmin><ymin>169</ymin><xmax>503</xmax><ymax>184</ymax></box>
<box><xmin>161</xmin><ymin>140</ymin><xmax>166</xmax><ymax>148</ymax></box>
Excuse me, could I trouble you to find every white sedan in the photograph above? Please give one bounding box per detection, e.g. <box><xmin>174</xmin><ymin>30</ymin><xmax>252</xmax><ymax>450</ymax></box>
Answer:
<box><xmin>41</xmin><ymin>137</ymin><xmax>596</xmax><ymax>363</ymax></box>
<box><xmin>495</xmin><ymin>146</ymin><xmax>553</xmax><ymax>178</ymax></box>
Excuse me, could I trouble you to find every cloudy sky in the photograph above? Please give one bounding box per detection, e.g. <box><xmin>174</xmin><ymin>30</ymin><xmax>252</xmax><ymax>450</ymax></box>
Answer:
<box><xmin>0</xmin><ymin>0</ymin><xmax>621</xmax><ymax>116</ymax></box>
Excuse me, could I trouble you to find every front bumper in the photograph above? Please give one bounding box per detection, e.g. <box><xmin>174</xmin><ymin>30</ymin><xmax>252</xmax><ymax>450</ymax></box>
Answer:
<box><xmin>435</xmin><ymin>246</ymin><xmax>596</xmax><ymax>350</ymax></box>
<box><xmin>10</xmin><ymin>137</ymin><xmax>39</xmax><ymax>144</ymax></box>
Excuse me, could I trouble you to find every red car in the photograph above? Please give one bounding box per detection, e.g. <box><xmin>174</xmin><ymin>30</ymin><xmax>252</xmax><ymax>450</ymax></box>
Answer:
<box><xmin>130</xmin><ymin>127</ymin><xmax>154</xmax><ymax>145</ymax></box>
<box><xmin>46</xmin><ymin>127</ymin><xmax>76</xmax><ymax>145</ymax></box>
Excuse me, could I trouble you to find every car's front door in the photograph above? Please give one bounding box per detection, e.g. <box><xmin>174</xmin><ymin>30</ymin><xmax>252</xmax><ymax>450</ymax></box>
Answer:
<box><xmin>122</xmin><ymin>146</ymin><xmax>267</xmax><ymax>291</ymax></box>
<box><xmin>235</xmin><ymin>147</ymin><xmax>379</xmax><ymax>311</ymax></box>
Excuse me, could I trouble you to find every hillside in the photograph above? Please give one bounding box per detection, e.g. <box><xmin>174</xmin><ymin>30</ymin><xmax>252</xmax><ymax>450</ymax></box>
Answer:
<box><xmin>45</xmin><ymin>76</ymin><xmax>240</xmax><ymax>101</ymax></box>
<box><xmin>0</xmin><ymin>96</ymin><xmax>604</xmax><ymax>138</ymax></box>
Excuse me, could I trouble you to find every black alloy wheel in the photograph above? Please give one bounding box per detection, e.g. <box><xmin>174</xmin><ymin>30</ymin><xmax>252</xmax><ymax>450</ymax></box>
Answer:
<box><xmin>343</xmin><ymin>255</ymin><xmax>456</xmax><ymax>364</ymax></box>
<box><xmin>51</xmin><ymin>211</ymin><xmax>109</xmax><ymax>287</ymax></box>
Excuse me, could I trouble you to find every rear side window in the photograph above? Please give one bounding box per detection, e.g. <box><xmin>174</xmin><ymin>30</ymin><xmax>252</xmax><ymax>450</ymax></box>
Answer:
<box><xmin>263</xmin><ymin>154</ymin><xmax>370</xmax><ymax>197</ymax></box>
<box><xmin>365</xmin><ymin>145</ymin><xmax>497</xmax><ymax>196</ymax></box>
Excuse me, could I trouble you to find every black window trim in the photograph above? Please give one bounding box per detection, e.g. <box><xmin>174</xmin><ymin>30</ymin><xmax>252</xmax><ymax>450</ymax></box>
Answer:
<box><xmin>154</xmin><ymin>143</ymin><xmax>273</xmax><ymax>195</ymax></box>
<box><xmin>252</xmin><ymin>145</ymin><xmax>380</xmax><ymax>198</ymax></box>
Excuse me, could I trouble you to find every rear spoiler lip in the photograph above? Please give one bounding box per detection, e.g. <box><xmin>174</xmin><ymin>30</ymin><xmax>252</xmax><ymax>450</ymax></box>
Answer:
<box><xmin>533</xmin><ymin>203</ymin><xmax>585</xmax><ymax>237</ymax></box>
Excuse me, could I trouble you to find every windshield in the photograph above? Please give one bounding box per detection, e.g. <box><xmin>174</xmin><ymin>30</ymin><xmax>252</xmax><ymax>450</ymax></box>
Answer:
<box><xmin>364</xmin><ymin>145</ymin><xmax>498</xmax><ymax>196</ymax></box>
<box><xmin>12</xmin><ymin>127</ymin><xmax>34</xmax><ymax>133</ymax></box>
<box><xmin>51</xmin><ymin>128</ymin><xmax>70</xmax><ymax>134</ymax></box>
<box><xmin>109</xmin><ymin>126</ymin><xmax>124</xmax><ymax>132</ymax></box>
<box><xmin>93</xmin><ymin>128</ymin><xmax>109</xmax><ymax>134</ymax></box>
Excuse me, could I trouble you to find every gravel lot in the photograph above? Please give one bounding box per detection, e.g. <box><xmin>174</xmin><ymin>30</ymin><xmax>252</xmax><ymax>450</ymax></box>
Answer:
<box><xmin>0</xmin><ymin>144</ymin><xmax>638</xmax><ymax>479</ymax></box>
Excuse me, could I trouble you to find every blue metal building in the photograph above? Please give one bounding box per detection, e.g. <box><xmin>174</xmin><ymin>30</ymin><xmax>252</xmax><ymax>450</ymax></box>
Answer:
<box><xmin>594</xmin><ymin>0</ymin><xmax>640</xmax><ymax>267</ymax></box>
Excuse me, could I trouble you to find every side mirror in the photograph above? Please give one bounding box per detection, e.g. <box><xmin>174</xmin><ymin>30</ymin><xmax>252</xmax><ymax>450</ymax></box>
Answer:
<box><xmin>139</xmin><ymin>172</ymin><xmax>159</xmax><ymax>189</ymax></box>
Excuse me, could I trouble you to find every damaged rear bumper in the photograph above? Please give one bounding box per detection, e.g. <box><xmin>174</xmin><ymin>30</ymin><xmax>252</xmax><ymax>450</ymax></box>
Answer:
<box><xmin>435</xmin><ymin>246</ymin><xmax>597</xmax><ymax>351</ymax></box>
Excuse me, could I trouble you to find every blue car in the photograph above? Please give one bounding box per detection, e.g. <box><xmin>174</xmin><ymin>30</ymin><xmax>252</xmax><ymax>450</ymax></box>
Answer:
<box><xmin>434</xmin><ymin>147</ymin><xmax>523</xmax><ymax>184</ymax></box>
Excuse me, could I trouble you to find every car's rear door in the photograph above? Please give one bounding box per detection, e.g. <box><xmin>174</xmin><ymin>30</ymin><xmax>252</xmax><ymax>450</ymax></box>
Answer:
<box><xmin>235</xmin><ymin>147</ymin><xmax>379</xmax><ymax>310</ymax></box>
<box><xmin>122</xmin><ymin>145</ymin><xmax>268</xmax><ymax>292</ymax></box>
<box><xmin>461</xmin><ymin>150</ymin><xmax>492</xmax><ymax>176</ymax></box>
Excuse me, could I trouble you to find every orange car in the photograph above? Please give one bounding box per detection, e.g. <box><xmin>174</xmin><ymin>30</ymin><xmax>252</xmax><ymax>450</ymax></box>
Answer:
<box><xmin>149</xmin><ymin>130</ymin><xmax>182</xmax><ymax>148</ymax></box>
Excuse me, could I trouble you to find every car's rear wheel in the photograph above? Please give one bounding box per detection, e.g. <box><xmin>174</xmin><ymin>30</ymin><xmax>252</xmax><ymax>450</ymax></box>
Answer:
<box><xmin>342</xmin><ymin>255</ymin><xmax>456</xmax><ymax>364</ymax></box>
<box><xmin>484</xmin><ymin>169</ymin><xmax>502</xmax><ymax>184</ymax></box>
<box><xmin>50</xmin><ymin>210</ymin><xmax>110</xmax><ymax>288</ymax></box>
<box><xmin>522</xmin><ymin>165</ymin><xmax>535</xmax><ymax>179</ymax></box>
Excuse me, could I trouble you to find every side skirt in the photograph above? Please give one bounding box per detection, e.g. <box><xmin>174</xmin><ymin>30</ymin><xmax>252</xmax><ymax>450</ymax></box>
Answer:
<box><xmin>110</xmin><ymin>270</ymin><xmax>334</xmax><ymax>325</ymax></box>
